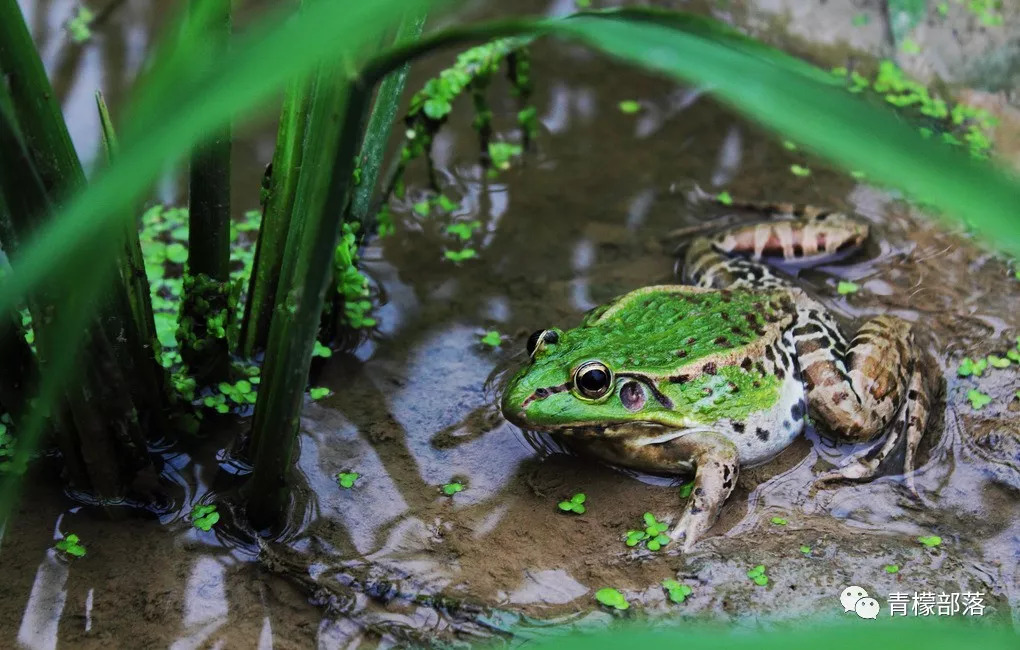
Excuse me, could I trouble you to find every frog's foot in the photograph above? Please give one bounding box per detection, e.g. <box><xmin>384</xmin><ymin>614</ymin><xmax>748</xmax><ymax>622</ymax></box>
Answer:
<box><xmin>664</xmin><ymin>431</ymin><xmax>739</xmax><ymax>552</ymax></box>
<box><xmin>681</xmin><ymin>210</ymin><xmax>869</xmax><ymax>291</ymax></box>
<box><xmin>798</xmin><ymin>314</ymin><xmax>938</xmax><ymax>494</ymax></box>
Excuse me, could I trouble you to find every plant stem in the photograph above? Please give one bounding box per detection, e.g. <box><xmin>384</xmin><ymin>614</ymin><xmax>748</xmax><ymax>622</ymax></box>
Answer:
<box><xmin>247</xmin><ymin>63</ymin><xmax>372</xmax><ymax>529</ymax></box>
<box><xmin>180</xmin><ymin>0</ymin><xmax>233</xmax><ymax>386</ymax></box>
<box><xmin>350</xmin><ymin>11</ymin><xmax>427</xmax><ymax>235</ymax></box>
<box><xmin>238</xmin><ymin>76</ymin><xmax>311</xmax><ymax>359</ymax></box>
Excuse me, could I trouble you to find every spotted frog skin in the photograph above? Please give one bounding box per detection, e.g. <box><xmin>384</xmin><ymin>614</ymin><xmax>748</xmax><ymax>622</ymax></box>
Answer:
<box><xmin>501</xmin><ymin>199</ymin><xmax>938</xmax><ymax>551</ymax></box>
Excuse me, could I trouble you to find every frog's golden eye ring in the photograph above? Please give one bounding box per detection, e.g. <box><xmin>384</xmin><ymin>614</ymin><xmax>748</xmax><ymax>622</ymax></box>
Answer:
<box><xmin>526</xmin><ymin>329</ymin><xmax>560</xmax><ymax>359</ymax></box>
<box><xmin>573</xmin><ymin>361</ymin><xmax>613</xmax><ymax>400</ymax></box>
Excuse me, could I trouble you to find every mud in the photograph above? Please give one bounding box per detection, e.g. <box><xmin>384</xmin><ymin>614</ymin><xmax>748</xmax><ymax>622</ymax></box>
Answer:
<box><xmin>1</xmin><ymin>0</ymin><xmax>1018</xmax><ymax>647</ymax></box>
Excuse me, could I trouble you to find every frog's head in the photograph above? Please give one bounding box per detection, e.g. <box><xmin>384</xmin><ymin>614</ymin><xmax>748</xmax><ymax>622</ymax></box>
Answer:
<box><xmin>501</xmin><ymin>325</ymin><xmax>673</xmax><ymax>435</ymax></box>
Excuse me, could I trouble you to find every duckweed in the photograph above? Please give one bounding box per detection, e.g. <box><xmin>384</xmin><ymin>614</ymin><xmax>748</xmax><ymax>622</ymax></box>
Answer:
<box><xmin>558</xmin><ymin>493</ymin><xmax>587</xmax><ymax>514</ymax></box>
<box><xmin>595</xmin><ymin>587</ymin><xmax>629</xmax><ymax>610</ymax></box>
<box><xmin>191</xmin><ymin>504</ymin><xmax>219</xmax><ymax>531</ymax></box>
<box><xmin>55</xmin><ymin>533</ymin><xmax>86</xmax><ymax>557</ymax></box>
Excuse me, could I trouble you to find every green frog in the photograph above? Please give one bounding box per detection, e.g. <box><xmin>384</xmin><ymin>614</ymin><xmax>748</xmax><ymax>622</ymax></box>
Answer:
<box><xmin>500</xmin><ymin>200</ymin><xmax>938</xmax><ymax>551</ymax></box>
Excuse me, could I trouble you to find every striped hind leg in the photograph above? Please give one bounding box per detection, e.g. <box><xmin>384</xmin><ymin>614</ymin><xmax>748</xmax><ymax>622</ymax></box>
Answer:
<box><xmin>792</xmin><ymin>311</ymin><xmax>936</xmax><ymax>492</ymax></box>
<box><xmin>680</xmin><ymin>207</ymin><xmax>870</xmax><ymax>290</ymax></box>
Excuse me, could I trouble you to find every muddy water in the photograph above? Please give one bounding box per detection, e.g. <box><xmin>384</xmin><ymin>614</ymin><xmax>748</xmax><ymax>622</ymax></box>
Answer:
<box><xmin>2</xmin><ymin>0</ymin><xmax>1020</xmax><ymax>647</ymax></box>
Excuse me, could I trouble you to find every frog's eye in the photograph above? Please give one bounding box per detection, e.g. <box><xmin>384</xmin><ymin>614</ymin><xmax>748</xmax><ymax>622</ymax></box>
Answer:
<box><xmin>526</xmin><ymin>329</ymin><xmax>560</xmax><ymax>358</ymax></box>
<box><xmin>573</xmin><ymin>361</ymin><xmax>613</xmax><ymax>400</ymax></box>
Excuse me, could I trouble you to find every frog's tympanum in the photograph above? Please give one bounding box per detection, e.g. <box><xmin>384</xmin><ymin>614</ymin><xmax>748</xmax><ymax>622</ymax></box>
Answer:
<box><xmin>501</xmin><ymin>202</ymin><xmax>939</xmax><ymax>551</ymax></box>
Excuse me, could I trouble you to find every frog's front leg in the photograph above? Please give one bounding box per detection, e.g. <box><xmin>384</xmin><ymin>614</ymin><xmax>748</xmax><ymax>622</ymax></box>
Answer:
<box><xmin>636</xmin><ymin>430</ymin><xmax>739</xmax><ymax>552</ymax></box>
<box><xmin>793</xmin><ymin>312</ymin><xmax>938</xmax><ymax>492</ymax></box>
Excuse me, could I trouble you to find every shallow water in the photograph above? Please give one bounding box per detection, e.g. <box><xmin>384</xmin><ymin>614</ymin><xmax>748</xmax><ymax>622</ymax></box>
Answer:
<box><xmin>2</xmin><ymin>0</ymin><xmax>1019</xmax><ymax>647</ymax></box>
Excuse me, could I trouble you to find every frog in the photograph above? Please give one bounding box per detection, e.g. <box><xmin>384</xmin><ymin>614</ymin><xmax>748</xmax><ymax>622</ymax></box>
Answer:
<box><xmin>500</xmin><ymin>198</ymin><xmax>939</xmax><ymax>551</ymax></box>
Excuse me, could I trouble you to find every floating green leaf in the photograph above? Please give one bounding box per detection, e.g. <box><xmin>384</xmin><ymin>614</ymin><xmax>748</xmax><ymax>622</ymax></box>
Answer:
<box><xmin>618</xmin><ymin>100</ymin><xmax>641</xmax><ymax>114</ymax></box>
<box><xmin>595</xmin><ymin>587</ymin><xmax>629</xmax><ymax>610</ymax></box>
<box><xmin>987</xmin><ymin>354</ymin><xmax>1010</xmax><ymax>369</ymax></box>
<box><xmin>678</xmin><ymin>479</ymin><xmax>695</xmax><ymax>499</ymax></box>
<box><xmin>55</xmin><ymin>533</ymin><xmax>86</xmax><ymax>557</ymax></box>
<box><xmin>336</xmin><ymin>471</ymin><xmax>360</xmax><ymax>489</ymax></box>
<box><xmin>966</xmin><ymin>389</ymin><xmax>991</xmax><ymax>410</ymax></box>
<box><xmin>480</xmin><ymin>330</ymin><xmax>502</xmax><ymax>347</ymax></box>
<box><xmin>191</xmin><ymin>504</ymin><xmax>220</xmax><ymax>531</ymax></box>
<box><xmin>799</xmin><ymin>545</ymin><xmax>811</xmax><ymax>555</ymax></box>
<box><xmin>885</xmin><ymin>564</ymin><xmax>900</xmax><ymax>573</ymax></box>
<box><xmin>312</xmin><ymin>340</ymin><xmax>333</xmax><ymax>358</ymax></box>
<box><xmin>558</xmin><ymin>492</ymin><xmax>587</xmax><ymax>514</ymax></box>
<box><xmin>957</xmin><ymin>357</ymin><xmax>988</xmax><ymax>377</ymax></box>
<box><xmin>790</xmin><ymin>164</ymin><xmax>811</xmax><ymax>177</ymax></box>
<box><xmin>716</xmin><ymin>191</ymin><xmax>732</xmax><ymax>205</ymax></box>
<box><xmin>662</xmin><ymin>579</ymin><xmax>693</xmax><ymax>603</ymax></box>
<box><xmin>442</xmin><ymin>481</ymin><xmax>464</xmax><ymax>496</ymax></box>
<box><xmin>309</xmin><ymin>386</ymin><xmax>331</xmax><ymax>400</ymax></box>
<box><xmin>918</xmin><ymin>535</ymin><xmax>942</xmax><ymax>548</ymax></box>
<box><xmin>770</xmin><ymin>516</ymin><xmax>788</xmax><ymax>526</ymax></box>
<box><xmin>837</xmin><ymin>281</ymin><xmax>860</xmax><ymax>295</ymax></box>
<box><xmin>747</xmin><ymin>564</ymin><xmax>769</xmax><ymax>586</ymax></box>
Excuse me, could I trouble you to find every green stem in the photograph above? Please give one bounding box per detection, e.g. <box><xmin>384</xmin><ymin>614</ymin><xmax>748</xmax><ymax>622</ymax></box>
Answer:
<box><xmin>247</xmin><ymin>64</ymin><xmax>372</xmax><ymax>529</ymax></box>
<box><xmin>238</xmin><ymin>75</ymin><xmax>311</xmax><ymax>359</ymax></box>
<box><xmin>182</xmin><ymin>0</ymin><xmax>232</xmax><ymax>384</ymax></box>
<box><xmin>350</xmin><ymin>11</ymin><xmax>427</xmax><ymax>235</ymax></box>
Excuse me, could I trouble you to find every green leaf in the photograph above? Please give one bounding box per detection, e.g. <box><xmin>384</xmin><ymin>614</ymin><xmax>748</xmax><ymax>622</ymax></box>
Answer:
<box><xmin>885</xmin><ymin>564</ymin><xmax>900</xmax><ymax>573</ymax></box>
<box><xmin>790</xmin><ymin>164</ymin><xmax>811</xmax><ymax>177</ymax></box>
<box><xmin>716</xmin><ymin>191</ymin><xmax>732</xmax><ymax>205</ymax></box>
<box><xmin>336</xmin><ymin>471</ymin><xmax>360</xmax><ymax>489</ymax></box>
<box><xmin>312</xmin><ymin>340</ymin><xmax>333</xmax><ymax>358</ymax></box>
<box><xmin>678</xmin><ymin>480</ymin><xmax>695</xmax><ymax>498</ymax></box>
<box><xmin>957</xmin><ymin>357</ymin><xmax>988</xmax><ymax>377</ymax></box>
<box><xmin>595</xmin><ymin>587</ymin><xmax>629</xmax><ymax>610</ymax></box>
<box><xmin>618</xmin><ymin>99</ymin><xmax>641</xmax><ymax>114</ymax></box>
<box><xmin>799</xmin><ymin>545</ymin><xmax>811</xmax><ymax>554</ymax></box>
<box><xmin>480</xmin><ymin>330</ymin><xmax>502</xmax><ymax>347</ymax></box>
<box><xmin>837</xmin><ymin>281</ymin><xmax>860</xmax><ymax>295</ymax></box>
<box><xmin>770</xmin><ymin>516</ymin><xmax>788</xmax><ymax>526</ymax></box>
<box><xmin>987</xmin><ymin>354</ymin><xmax>1010</xmax><ymax>368</ymax></box>
<box><xmin>442</xmin><ymin>481</ymin><xmax>464</xmax><ymax>495</ymax></box>
<box><xmin>918</xmin><ymin>535</ymin><xmax>942</xmax><ymax>548</ymax></box>
<box><xmin>413</xmin><ymin>199</ymin><xmax>431</xmax><ymax>217</ymax></box>
<box><xmin>966</xmin><ymin>389</ymin><xmax>991</xmax><ymax>410</ymax></box>
<box><xmin>309</xmin><ymin>386</ymin><xmax>330</xmax><ymax>400</ymax></box>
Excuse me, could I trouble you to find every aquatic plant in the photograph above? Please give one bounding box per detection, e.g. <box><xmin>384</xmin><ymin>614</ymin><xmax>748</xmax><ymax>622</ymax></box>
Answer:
<box><xmin>594</xmin><ymin>587</ymin><xmax>629</xmax><ymax>610</ymax></box>
<box><xmin>191</xmin><ymin>503</ymin><xmax>220</xmax><ymax>531</ymax></box>
<box><xmin>336</xmin><ymin>471</ymin><xmax>360</xmax><ymax>489</ymax></box>
<box><xmin>662</xmin><ymin>579</ymin><xmax>693</xmax><ymax>604</ymax></box>
<box><xmin>55</xmin><ymin>533</ymin><xmax>86</xmax><ymax>557</ymax></box>
<box><xmin>558</xmin><ymin>493</ymin><xmax>587</xmax><ymax>514</ymax></box>
<box><xmin>625</xmin><ymin>512</ymin><xmax>670</xmax><ymax>551</ymax></box>
<box><xmin>747</xmin><ymin>564</ymin><xmax>769</xmax><ymax>586</ymax></box>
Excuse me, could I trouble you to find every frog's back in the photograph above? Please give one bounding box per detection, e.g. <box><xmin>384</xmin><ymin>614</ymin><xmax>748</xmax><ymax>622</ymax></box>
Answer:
<box><xmin>579</xmin><ymin>284</ymin><xmax>796</xmax><ymax>377</ymax></box>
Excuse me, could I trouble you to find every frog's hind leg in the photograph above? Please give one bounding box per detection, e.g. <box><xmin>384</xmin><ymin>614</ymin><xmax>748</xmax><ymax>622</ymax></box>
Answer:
<box><xmin>680</xmin><ymin>207</ymin><xmax>869</xmax><ymax>290</ymax></box>
<box><xmin>794</xmin><ymin>312</ymin><xmax>938</xmax><ymax>493</ymax></box>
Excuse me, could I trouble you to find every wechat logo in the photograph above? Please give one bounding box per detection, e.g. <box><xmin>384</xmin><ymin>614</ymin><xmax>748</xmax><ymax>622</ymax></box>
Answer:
<box><xmin>840</xmin><ymin>585</ymin><xmax>880</xmax><ymax>619</ymax></box>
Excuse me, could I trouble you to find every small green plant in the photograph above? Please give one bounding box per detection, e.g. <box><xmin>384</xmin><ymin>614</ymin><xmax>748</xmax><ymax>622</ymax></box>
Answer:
<box><xmin>55</xmin><ymin>533</ymin><xmax>86</xmax><ymax>557</ymax></box>
<box><xmin>191</xmin><ymin>504</ymin><xmax>219</xmax><ymax>531</ymax></box>
<box><xmin>446</xmin><ymin>220</ymin><xmax>480</xmax><ymax>241</ymax></box>
<box><xmin>966</xmin><ymin>389</ymin><xmax>991</xmax><ymax>410</ymax></box>
<box><xmin>626</xmin><ymin>512</ymin><xmax>670</xmax><ymax>551</ymax></box>
<box><xmin>441</xmin><ymin>481</ymin><xmax>465</xmax><ymax>496</ymax></box>
<box><xmin>678</xmin><ymin>479</ymin><xmax>695</xmax><ymax>498</ymax></box>
<box><xmin>958</xmin><ymin>357</ymin><xmax>988</xmax><ymax>377</ymax></box>
<box><xmin>885</xmin><ymin>564</ymin><xmax>900</xmax><ymax>573</ymax></box>
<box><xmin>716</xmin><ymin>191</ymin><xmax>732</xmax><ymax>205</ymax></box>
<box><xmin>595</xmin><ymin>587</ymin><xmax>629</xmax><ymax>610</ymax></box>
<box><xmin>66</xmin><ymin>6</ymin><xmax>94</xmax><ymax>43</ymax></box>
<box><xmin>336</xmin><ymin>471</ymin><xmax>360</xmax><ymax>489</ymax></box>
<box><xmin>662</xmin><ymin>579</ymin><xmax>693</xmax><ymax>604</ymax></box>
<box><xmin>312</xmin><ymin>341</ymin><xmax>333</xmax><ymax>358</ymax></box>
<box><xmin>799</xmin><ymin>545</ymin><xmax>812</xmax><ymax>555</ymax></box>
<box><xmin>218</xmin><ymin>379</ymin><xmax>257</xmax><ymax>406</ymax></box>
<box><xmin>918</xmin><ymin>535</ymin><xmax>942</xmax><ymax>548</ymax></box>
<box><xmin>444</xmin><ymin>248</ymin><xmax>478</xmax><ymax>262</ymax></box>
<box><xmin>837</xmin><ymin>281</ymin><xmax>860</xmax><ymax>295</ymax></box>
<box><xmin>309</xmin><ymin>386</ymin><xmax>331</xmax><ymax>400</ymax></box>
<box><xmin>747</xmin><ymin>564</ymin><xmax>769</xmax><ymax>586</ymax></box>
<box><xmin>771</xmin><ymin>516</ymin><xmax>788</xmax><ymax>526</ymax></box>
<box><xmin>488</xmin><ymin>141</ymin><xmax>523</xmax><ymax>171</ymax></box>
<box><xmin>790</xmin><ymin>164</ymin><xmax>811</xmax><ymax>177</ymax></box>
<box><xmin>480</xmin><ymin>331</ymin><xmax>502</xmax><ymax>347</ymax></box>
<box><xmin>987</xmin><ymin>354</ymin><xmax>1010</xmax><ymax>368</ymax></box>
<box><xmin>558</xmin><ymin>493</ymin><xmax>587</xmax><ymax>514</ymax></box>
<box><xmin>618</xmin><ymin>100</ymin><xmax>641</xmax><ymax>114</ymax></box>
